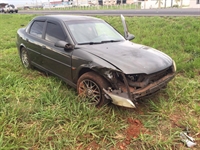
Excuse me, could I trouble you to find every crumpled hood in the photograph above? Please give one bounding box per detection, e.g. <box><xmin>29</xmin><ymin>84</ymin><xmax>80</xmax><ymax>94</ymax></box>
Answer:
<box><xmin>79</xmin><ymin>41</ymin><xmax>173</xmax><ymax>74</ymax></box>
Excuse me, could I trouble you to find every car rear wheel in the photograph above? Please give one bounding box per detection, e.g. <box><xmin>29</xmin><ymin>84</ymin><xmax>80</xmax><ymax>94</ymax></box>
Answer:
<box><xmin>20</xmin><ymin>47</ymin><xmax>32</xmax><ymax>69</ymax></box>
<box><xmin>77</xmin><ymin>72</ymin><xmax>110</xmax><ymax>107</ymax></box>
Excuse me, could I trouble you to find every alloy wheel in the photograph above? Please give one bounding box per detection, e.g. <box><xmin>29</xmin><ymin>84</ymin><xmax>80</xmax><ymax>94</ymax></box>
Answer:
<box><xmin>21</xmin><ymin>49</ymin><xmax>30</xmax><ymax>68</ymax></box>
<box><xmin>78</xmin><ymin>79</ymin><xmax>101</xmax><ymax>105</ymax></box>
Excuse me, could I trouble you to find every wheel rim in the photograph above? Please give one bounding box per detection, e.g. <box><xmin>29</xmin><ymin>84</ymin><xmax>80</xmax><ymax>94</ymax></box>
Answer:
<box><xmin>78</xmin><ymin>79</ymin><xmax>101</xmax><ymax>105</ymax></box>
<box><xmin>21</xmin><ymin>49</ymin><xmax>29</xmax><ymax>68</ymax></box>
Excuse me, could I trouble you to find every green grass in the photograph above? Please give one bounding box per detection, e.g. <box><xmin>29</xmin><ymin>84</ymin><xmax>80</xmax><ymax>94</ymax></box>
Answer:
<box><xmin>0</xmin><ymin>14</ymin><xmax>200</xmax><ymax>149</ymax></box>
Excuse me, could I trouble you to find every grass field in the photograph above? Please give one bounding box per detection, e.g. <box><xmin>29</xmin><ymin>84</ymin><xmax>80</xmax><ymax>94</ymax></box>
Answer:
<box><xmin>0</xmin><ymin>14</ymin><xmax>200</xmax><ymax>149</ymax></box>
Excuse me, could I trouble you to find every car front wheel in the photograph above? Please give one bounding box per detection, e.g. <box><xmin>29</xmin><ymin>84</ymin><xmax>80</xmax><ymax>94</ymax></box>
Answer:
<box><xmin>77</xmin><ymin>72</ymin><xmax>110</xmax><ymax>107</ymax></box>
<box><xmin>20</xmin><ymin>47</ymin><xmax>32</xmax><ymax>69</ymax></box>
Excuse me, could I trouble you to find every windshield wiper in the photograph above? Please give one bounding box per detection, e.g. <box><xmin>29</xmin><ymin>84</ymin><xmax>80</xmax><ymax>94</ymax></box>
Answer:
<box><xmin>100</xmin><ymin>40</ymin><xmax>122</xmax><ymax>43</ymax></box>
<box><xmin>78</xmin><ymin>40</ymin><xmax>122</xmax><ymax>45</ymax></box>
<box><xmin>78</xmin><ymin>42</ymin><xmax>102</xmax><ymax>45</ymax></box>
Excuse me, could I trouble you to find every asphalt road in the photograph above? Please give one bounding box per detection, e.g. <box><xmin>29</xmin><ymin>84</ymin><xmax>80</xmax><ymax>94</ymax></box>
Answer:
<box><xmin>19</xmin><ymin>8</ymin><xmax>200</xmax><ymax>16</ymax></box>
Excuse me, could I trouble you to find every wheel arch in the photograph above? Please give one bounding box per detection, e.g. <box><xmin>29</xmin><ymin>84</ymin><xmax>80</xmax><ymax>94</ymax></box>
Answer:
<box><xmin>19</xmin><ymin>45</ymin><xmax>32</xmax><ymax>69</ymax></box>
<box><xmin>75</xmin><ymin>66</ymin><xmax>111</xmax><ymax>87</ymax></box>
<box><xmin>18</xmin><ymin>45</ymin><xmax>25</xmax><ymax>58</ymax></box>
<box><xmin>19</xmin><ymin>44</ymin><xmax>26</xmax><ymax>53</ymax></box>
<box><xmin>19</xmin><ymin>45</ymin><xmax>24</xmax><ymax>52</ymax></box>
<box><xmin>78</xmin><ymin>67</ymin><xmax>92</xmax><ymax>79</ymax></box>
<box><xmin>76</xmin><ymin>70</ymin><xmax>111</xmax><ymax>107</ymax></box>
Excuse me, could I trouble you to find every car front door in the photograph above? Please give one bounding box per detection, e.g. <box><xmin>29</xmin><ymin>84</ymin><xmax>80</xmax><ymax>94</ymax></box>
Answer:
<box><xmin>41</xmin><ymin>20</ymin><xmax>72</xmax><ymax>82</ymax></box>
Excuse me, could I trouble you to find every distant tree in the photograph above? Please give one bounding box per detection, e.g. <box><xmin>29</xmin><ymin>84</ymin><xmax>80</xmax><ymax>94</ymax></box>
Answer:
<box><xmin>156</xmin><ymin>0</ymin><xmax>163</xmax><ymax>8</ymax></box>
<box><xmin>174</xmin><ymin>0</ymin><xmax>183</xmax><ymax>7</ymax></box>
<box><xmin>175</xmin><ymin>0</ymin><xmax>180</xmax><ymax>4</ymax></box>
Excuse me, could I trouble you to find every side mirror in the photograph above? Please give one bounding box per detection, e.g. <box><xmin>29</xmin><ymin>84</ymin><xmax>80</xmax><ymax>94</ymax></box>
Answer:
<box><xmin>55</xmin><ymin>41</ymin><xmax>74</xmax><ymax>50</ymax></box>
<box><xmin>121</xmin><ymin>15</ymin><xmax>135</xmax><ymax>41</ymax></box>
<box><xmin>127</xmin><ymin>33</ymin><xmax>135</xmax><ymax>41</ymax></box>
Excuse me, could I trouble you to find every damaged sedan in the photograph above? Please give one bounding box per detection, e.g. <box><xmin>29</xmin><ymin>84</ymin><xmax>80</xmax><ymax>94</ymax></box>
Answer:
<box><xmin>16</xmin><ymin>15</ymin><xmax>176</xmax><ymax>108</ymax></box>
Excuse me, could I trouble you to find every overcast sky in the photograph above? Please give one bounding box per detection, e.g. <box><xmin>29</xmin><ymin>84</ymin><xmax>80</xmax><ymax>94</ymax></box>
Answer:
<box><xmin>0</xmin><ymin>0</ymin><xmax>49</xmax><ymax>6</ymax></box>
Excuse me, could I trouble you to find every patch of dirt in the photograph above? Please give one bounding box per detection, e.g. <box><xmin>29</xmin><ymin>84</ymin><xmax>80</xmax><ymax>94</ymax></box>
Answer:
<box><xmin>126</xmin><ymin>118</ymin><xmax>143</xmax><ymax>140</ymax></box>
<box><xmin>196</xmin><ymin>133</ymin><xmax>200</xmax><ymax>148</ymax></box>
<box><xmin>75</xmin><ymin>134</ymin><xmax>101</xmax><ymax>150</ymax></box>
<box><xmin>85</xmin><ymin>141</ymin><xmax>100</xmax><ymax>150</ymax></box>
<box><xmin>169</xmin><ymin>114</ymin><xmax>183</xmax><ymax>128</ymax></box>
<box><xmin>111</xmin><ymin>118</ymin><xmax>149</xmax><ymax>150</ymax></box>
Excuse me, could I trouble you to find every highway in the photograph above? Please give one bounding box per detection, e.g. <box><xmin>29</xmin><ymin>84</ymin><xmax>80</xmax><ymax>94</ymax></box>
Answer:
<box><xmin>19</xmin><ymin>8</ymin><xmax>200</xmax><ymax>16</ymax></box>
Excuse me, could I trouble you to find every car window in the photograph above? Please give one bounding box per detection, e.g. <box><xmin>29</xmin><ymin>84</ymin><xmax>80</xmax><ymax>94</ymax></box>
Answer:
<box><xmin>66</xmin><ymin>21</ymin><xmax>125</xmax><ymax>44</ymax></box>
<box><xmin>30</xmin><ymin>21</ymin><xmax>45</xmax><ymax>38</ymax></box>
<box><xmin>45</xmin><ymin>22</ymin><xmax>66</xmax><ymax>43</ymax></box>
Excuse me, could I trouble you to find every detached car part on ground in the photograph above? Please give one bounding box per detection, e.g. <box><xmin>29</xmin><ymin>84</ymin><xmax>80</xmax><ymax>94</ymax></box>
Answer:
<box><xmin>16</xmin><ymin>15</ymin><xmax>176</xmax><ymax>108</ymax></box>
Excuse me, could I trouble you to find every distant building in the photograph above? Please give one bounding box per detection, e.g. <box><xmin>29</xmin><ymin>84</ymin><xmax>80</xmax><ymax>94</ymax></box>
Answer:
<box><xmin>140</xmin><ymin>0</ymin><xmax>190</xmax><ymax>9</ymax></box>
<box><xmin>126</xmin><ymin>0</ymin><xmax>137</xmax><ymax>4</ymax></box>
<box><xmin>49</xmin><ymin>0</ymin><xmax>93</xmax><ymax>6</ymax></box>
<box><xmin>49</xmin><ymin>0</ymin><xmax>72</xmax><ymax>5</ymax></box>
<box><xmin>49</xmin><ymin>0</ymin><xmax>128</xmax><ymax>6</ymax></box>
<box><xmin>102</xmin><ymin>0</ymin><xmax>117</xmax><ymax>5</ymax></box>
<box><xmin>190</xmin><ymin>0</ymin><xmax>200</xmax><ymax>7</ymax></box>
<box><xmin>0</xmin><ymin>0</ymin><xmax>8</xmax><ymax>8</ymax></box>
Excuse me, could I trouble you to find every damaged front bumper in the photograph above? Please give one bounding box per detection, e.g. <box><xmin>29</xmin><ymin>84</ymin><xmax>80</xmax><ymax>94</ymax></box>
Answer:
<box><xmin>103</xmin><ymin>88</ymin><xmax>136</xmax><ymax>108</ymax></box>
<box><xmin>103</xmin><ymin>72</ymin><xmax>175</xmax><ymax>108</ymax></box>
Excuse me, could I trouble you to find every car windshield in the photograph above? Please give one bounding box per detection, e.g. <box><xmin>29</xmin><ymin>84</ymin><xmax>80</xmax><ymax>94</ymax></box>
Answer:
<box><xmin>65</xmin><ymin>20</ymin><xmax>125</xmax><ymax>44</ymax></box>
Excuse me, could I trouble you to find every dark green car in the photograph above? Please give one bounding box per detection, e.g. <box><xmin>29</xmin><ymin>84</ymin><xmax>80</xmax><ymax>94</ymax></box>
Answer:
<box><xmin>16</xmin><ymin>15</ymin><xmax>176</xmax><ymax>108</ymax></box>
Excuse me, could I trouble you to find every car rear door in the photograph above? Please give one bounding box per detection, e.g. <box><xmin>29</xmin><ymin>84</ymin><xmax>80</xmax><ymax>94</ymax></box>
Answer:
<box><xmin>41</xmin><ymin>20</ymin><xmax>72</xmax><ymax>81</ymax></box>
<box><xmin>26</xmin><ymin>20</ymin><xmax>46</xmax><ymax>67</ymax></box>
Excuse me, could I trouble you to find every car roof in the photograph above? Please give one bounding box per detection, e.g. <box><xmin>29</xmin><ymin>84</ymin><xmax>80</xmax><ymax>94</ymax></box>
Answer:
<box><xmin>34</xmin><ymin>15</ymin><xmax>102</xmax><ymax>22</ymax></box>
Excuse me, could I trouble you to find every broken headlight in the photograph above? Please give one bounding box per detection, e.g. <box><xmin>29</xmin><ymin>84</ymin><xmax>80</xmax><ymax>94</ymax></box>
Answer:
<box><xmin>105</xmin><ymin>70</ymin><xmax>114</xmax><ymax>79</ymax></box>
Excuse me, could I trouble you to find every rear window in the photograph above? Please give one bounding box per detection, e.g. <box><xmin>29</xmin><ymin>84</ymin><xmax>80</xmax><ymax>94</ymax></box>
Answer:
<box><xmin>30</xmin><ymin>21</ymin><xmax>45</xmax><ymax>38</ymax></box>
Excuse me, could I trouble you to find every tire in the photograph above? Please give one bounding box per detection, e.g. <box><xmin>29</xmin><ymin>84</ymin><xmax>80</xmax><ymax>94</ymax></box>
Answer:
<box><xmin>77</xmin><ymin>72</ymin><xmax>110</xmax><ymax>107</ymax></box>
<box><xmin>20</xmin><ymin>47</ymin><xmax>32</xmax><ymax>69</ymax></box>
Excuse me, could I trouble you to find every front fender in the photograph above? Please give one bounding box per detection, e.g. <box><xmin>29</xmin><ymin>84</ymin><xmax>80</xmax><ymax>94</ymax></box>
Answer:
<box><xmin>71</xmin><ymin>49</ymin><xmax>120</xmax><ymax>83</ymax></box>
